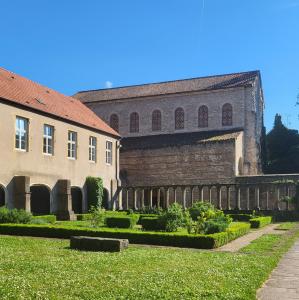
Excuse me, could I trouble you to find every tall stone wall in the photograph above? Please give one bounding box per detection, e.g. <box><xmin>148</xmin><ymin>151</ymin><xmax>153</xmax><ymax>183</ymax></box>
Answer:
<box><xmin>120</xmin><ymin>140</ymin><xmax>236</xmax><ymax>186</ymax></box>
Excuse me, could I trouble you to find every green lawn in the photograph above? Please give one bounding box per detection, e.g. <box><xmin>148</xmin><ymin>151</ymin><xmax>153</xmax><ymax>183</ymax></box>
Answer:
<box><xmin>0</xmin><ymin>226</ymin><xmax>298</xmax><ymax>300</ymax></box>
<box><xmin>276</xmin><ymin>222</ymin><xmax>297</xmax><ymax>231</ymax></box>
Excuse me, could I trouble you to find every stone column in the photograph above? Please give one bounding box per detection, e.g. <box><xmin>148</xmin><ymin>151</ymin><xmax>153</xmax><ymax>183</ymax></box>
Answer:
<box><xmin>199</xmin><ymin>186</ymin><xmax>204</xmax><ymax>202</ymax></box>
<box><xmin>226</xmin><ymin>186</ymin><xmax>231</xmax><ymax>210</ymax></box>
<box><xmin>157</xmin><ymin>188</ymin><xmax>161</xmax><ymax>208</ymax></box>
<box><xmin>235</xmin><ymin>186</ymin><xmax>241</xmax><ymax>210</ymax></box>
<box><xmin>217</xmin><ymin>186</ymin><xmax>222</xmax><ymax>210</ymax></box>
<box><xmin>126</xmin><ymin>189</ymin><xmax>129</xmax><ymax>210</ymax></box>
<box><xmin>255</xmin><ymin>186</ymin><xmax>260</xmax><ymax>210</ymax></box>
<box><xmin>141</xmin><ymin>189</ymin><xmax>145</xmax><ymax>209</ymax></box>
<box><xmin>182</xmin><ymin>187</ymin><xmax>187</xmax><ymax>209</ymax></box>
<box><xmin>55</xmin><ymin>179</ymin><xmax>76</xmax><ymax>220</ymax></box>
<box><xmin>246</xmin><ymin>187</ymin><xmax>250</xmax><ymax>210</ymax></box>
<box><xmin>276</xmin><ymin>185</ymin><xmax>281</xmax><ymax>211</ymax></box>
<box><xmin>191</xmin><ymin>186</ymin><xmax>195</xmax><ymax>205</ymax></box>
<box><xmin>133</xmin><ymin>188</ymin><xmax>138</xmax><ymax>210</ymax></box>
<box><xmin>266</xmin><ymin>188</ymin><xmax>269</xmax><ymax>210</ymax></box>
<box><xmin>149</xmin><ymin>188</ymin><xmax>153</xmax><ymax>208</ymax></box>
<box><xmin>174</xmin><ymin>187</ymin><xmax>177</xmax><ymax>203</ymax></box>
<box><xmin>208</xmin><ymin>186</ymin><xmax>212</xmax><ymax>204</ymax></box>
<box><xmin>165</xmin><ymin>187</ymin><xmax>170</xmax><ymax>208</ymax></box>
<box><xmin>13</xmin><ymin>176</ymin><xmax>31</xmax><ymax>212</ymax></box>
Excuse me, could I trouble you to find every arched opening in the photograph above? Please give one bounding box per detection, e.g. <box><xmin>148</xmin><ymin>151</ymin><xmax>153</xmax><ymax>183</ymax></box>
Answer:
<box><xmin>175</xmin><ymin>107</ymin><xmax>184</xmax><ymax>130</ymax></box>
<box><xmin>222</xmin><ymin>103</ymin><xmax>233</xmax><ymax>126</ymax></box>
<box><xmin>0</xmin><ymin>185</ymin><xmax>5</xmax><ymax>207</ymax></box>
<box><xmin>30</xmin><ymin>185</ymin><xmax>50</xmax><ymax>215</ymax></box>
<box><xmin>152</xmin><ymin>110</ymin><xmax>162</xmax><ymax>131</ymax></box>
<box><xmin>110</xmin><ymin>114</ymin><xmax>119</xmax><ymax>132</ymax></box>
<box><xmin>130</xmin><ymin>112</ymin><xmax>139</xmax><ymax>133</ymax></box>
<box><xmin>103</xmin><ymin>188</ymin><xmax>109</xmax><ymax>209</ymax></box>
<box><xmin>71</xmin><ymin>187</ymin><xmax>83</xmax><ymax>214</ymax></box>
<box><xmin>198</xmin><ymin>105</ymin><xmax>208</xmax><ymax>128</ymax></box>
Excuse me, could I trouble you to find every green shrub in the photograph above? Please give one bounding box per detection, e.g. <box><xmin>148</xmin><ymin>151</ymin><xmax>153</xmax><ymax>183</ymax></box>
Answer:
<box><xmin>0</xmin><ymin>206</ymin><xmax>32</xmax><ymax>224</ymax></box>
<box><xmin>249</xmin><ymin>216</ymin><xmax>272</xmax><ymax>228</ymax></box>
<box><xmin>76</xmin><ymin>214</ymin><xmax>92</xmax><ymax>221</ymax></box>
<box><xmin>203</xmin><ymin>215</ymin><xmax>231</xmax><ymax>234</ymax></box>
<box><xmin>189</xmin><ymin>201</ymin><xmax>216</xmax><ymax>221</ymax></box>
<box><xmin>89</xmin><ymin>206</ymin><xmax>106</xmax><ymax>227</ymax></box>
<box><xmin>140</xmin><ymin>217</ymin><xmax>164</xmax><ymax>231</ymax></box>
<box><xmin>139</xmin><ymin>206</ymin><xmax>164</xmax><ymax>215</ymax></box>
<box><xmin>159</xmin><ymin>203</ymin><xmax>185</xmax><ymax>232</ymax></box>
<box><xmin>106</xmin><ymin>216</ymin><xmax>138</xmax><ymax>229</ymax></box>
<box><xmin>32</xmin><ymin>215</ymin><xmax>56</xmax><ymax>224</ymax></box>
<box><xmin>86</xmin><ymin>177</ymin><xmax>104</xmax><ymax>209</ymax></box>
<box><xmin>0</xmin><ymin>222</ymin><xmax>250</xmax><ymax>249</ymax></box>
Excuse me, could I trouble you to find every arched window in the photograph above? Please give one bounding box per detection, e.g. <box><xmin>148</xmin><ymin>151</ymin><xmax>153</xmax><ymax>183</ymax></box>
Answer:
<box><xmin>175</xmin><ymin>107</ymin><xmax>184</xmax><ymax>130</ymax></box>
<box><xmin>198</xmin><ymin>105</ymin><xmax>208</xmax><ymax>128</ymax></box>
<box><xmin>222</xmin><ymin>103</ymin><xmax>233</xmax><ymax>126</ymax></box>
<box><xmin>152</xmin><ymin>110</ymin><xmax>162</xmax><ymax>131</ymax></box>
<box><xmin>130</xmin><ymin>112</ymin><xmax>139</xmax><ymax>133</ymax></box>
<box><xmin>110</xmin><ymin>114</ymin><xmax>119</xmax><ymax>132</ymax></box>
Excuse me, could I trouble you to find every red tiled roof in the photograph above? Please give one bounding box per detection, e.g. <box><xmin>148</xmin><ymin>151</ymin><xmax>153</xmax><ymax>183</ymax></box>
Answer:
<box><xmin>74</xmin><ymin>70</ymin><xmax>261</xmax><ymax>103</ymax></box>
<box><xmin>0</xmin><ymin>67</ymin><xmax>119</xmax><ymax>137</ymax></box>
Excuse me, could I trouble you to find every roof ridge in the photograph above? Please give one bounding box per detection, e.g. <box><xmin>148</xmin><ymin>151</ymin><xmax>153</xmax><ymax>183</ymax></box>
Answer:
<box><xmin>75</xmin><ymin>70</ymin><xmax>260</xmax><ymax>95</ymax></box>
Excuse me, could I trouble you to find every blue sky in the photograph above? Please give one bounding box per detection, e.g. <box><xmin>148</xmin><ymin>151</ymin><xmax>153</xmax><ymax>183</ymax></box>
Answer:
<box><xmin>1</xmin><ymin>0</ymin><xmax>298</xmax><ymax>131</ymax></box>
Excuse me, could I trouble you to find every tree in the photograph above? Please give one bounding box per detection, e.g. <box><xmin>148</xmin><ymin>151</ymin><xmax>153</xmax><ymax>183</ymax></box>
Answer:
<box><xmin>266</xmin><ymin>114</ymin><xmax>299</xmax><ymax>173</ymax></box>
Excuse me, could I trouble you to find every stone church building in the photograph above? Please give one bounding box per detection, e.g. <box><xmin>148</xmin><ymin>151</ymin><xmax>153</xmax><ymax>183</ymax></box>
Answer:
<box><xmin>75</xmin><ymin>70</ymin><xmax>264</xmax><ymax>187</ymax></box>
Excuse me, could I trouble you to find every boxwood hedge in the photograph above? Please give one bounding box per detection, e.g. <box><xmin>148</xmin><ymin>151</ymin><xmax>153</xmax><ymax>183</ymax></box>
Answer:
<box><xmin>0</xmin><ymin>222</ymin><xmax>250</xmax><ymax>249</ymax></box>
<box><xmin>249</xmin><ymin>216</ymin><xmax>272</xmax><ymax>228</ymax></box>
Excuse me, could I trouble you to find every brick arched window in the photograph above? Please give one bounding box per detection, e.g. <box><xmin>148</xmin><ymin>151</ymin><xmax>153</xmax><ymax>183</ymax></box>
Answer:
<box><xmin>175</xmin><ymin>107</ymin><xmax>184</xmax><ymax>130</ymax></box>
<box><xmin>198</xmin><ymin>105</ymin><xmax>208</xmax><ymax>128</ymax></box>
<box><xmin>152</xmin><ymin>110</ymin><xmax>162</xmax><ymax>131</ymax></box>
<box><xmin>110</xmin><ymin>114</ymin><xmax>119</xmax><ymax>132</ymax></box>
<box><xmin>222</xmin><ymin>103</ymin><xmax>233</xmax><ymax>126</ymax></box>
<box><xmin>130</xmin><ymin>112</ymin><xmax>139</xmax><ymax>133</ymax></box>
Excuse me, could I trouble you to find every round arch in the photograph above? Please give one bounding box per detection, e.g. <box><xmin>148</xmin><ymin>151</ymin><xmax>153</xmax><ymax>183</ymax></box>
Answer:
<box><xmin>30</xmin><ymin>184</ymin><xmax>51</xmax><ymax>215</ymax></box>
<box><xmin>0</xmin><ymin>184</ymin><xmax>6</xmax><ymax>207</ymax></box>
<box><xmin>71</xmin><ymin>186</ymin><xmax>83</xmax><ymax>214</ymax></box>
<box><xmin>102</xmin><ymin>188</ymin><xmax>109</xmax><ymax>209</ymax></box>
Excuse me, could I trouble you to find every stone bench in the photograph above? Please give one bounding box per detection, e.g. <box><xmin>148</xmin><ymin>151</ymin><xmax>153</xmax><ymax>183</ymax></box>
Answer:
<box><xmin>70</xmin><ymin>236</ymin><xmax>129</xmax><ymax>252</ymax></box>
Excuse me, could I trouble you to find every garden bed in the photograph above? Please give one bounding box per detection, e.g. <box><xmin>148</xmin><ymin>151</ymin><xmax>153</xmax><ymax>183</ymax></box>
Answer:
<box><xmin>0</xmin><ymin>222</ymin><xmax>250</xmax><ymax>249</ymax></box>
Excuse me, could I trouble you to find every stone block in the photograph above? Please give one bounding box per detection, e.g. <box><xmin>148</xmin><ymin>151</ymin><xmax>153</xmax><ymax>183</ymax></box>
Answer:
<box><xmin>70</xmin><ymin>236</ymin><xmax>129</xmax><ymax>252</ymax></box>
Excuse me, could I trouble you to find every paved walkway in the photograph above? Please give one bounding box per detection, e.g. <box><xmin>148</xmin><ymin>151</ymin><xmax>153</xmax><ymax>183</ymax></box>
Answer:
<box><xmin>257</xmin><ymin>239</ymin><xmax>299</xmax><ymax>300</ymax></box>
<box><xmin>216</xmin><ymin>224</ymin><xmax>284</xmax><ymax>252</ymax></box>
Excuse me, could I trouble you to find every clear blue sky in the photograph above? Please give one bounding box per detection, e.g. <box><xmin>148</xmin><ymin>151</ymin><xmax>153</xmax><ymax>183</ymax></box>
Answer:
<box><xmin>1</xmin><ymin>0</ymin><xmax>298</xmax><ymax>131</ymax></box>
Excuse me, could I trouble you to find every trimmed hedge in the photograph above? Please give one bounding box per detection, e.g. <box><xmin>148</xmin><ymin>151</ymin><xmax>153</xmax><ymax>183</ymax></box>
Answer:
<box><xmin>76</xmin><ymin>214</ymin><xmax>92</xmax><ymax>221</ymax></box>
<box><xmin>0</xmin><ymin>222</ymin><xmax>250</xmax><ymax>249</ymax></box>
<box><xmin>105</xmin><ymin>215</ymin><xmax>139</xmax><ymax>229</ymax></box>
<box><xmin>32</xmin><ymin>215</ymin><xmax>56</xmax><ymax>224</ymax></box>
<box><xmin>140</xmin><ymin>217</ymin><xmax>164</xmax><ymax>231</ymax></box>
<box><xmin>249</xmin><ymin>216</ymin><xmax>272</xmax><ymax>228</ymax></box>
<box><xmin>229</xmin><ymin>214</ymin><xmax>252</xmax><ymax>222</ymax></box>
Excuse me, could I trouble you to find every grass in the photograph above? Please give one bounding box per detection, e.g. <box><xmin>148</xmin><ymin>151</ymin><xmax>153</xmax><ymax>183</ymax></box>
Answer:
<box><xmin>276</xmin><ymin>222</ymin><xmax>297</xmax><ymax>230</ymax></box>
<box><xmin>0</xmin><ymin>224</ymin><xmax>299</xmax><ymax>299</ymax></box>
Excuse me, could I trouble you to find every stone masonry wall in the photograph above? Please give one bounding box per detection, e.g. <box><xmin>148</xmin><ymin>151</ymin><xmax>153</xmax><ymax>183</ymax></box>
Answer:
<box><xmin>120</xmin><ymin>140</ymin><xmax>236</xmax><ymax>186</ymax></box>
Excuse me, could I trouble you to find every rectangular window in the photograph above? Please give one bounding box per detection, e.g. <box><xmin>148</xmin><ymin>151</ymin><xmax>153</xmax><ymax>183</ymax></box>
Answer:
<box><xmin>43</xmin><ymin>125</ymin><xmax>54</xmax><ymax>155</ymax></box>
<box><xmin>68</xmin><ymin>131</ymin><xmax>77</xmax><ymax>159</ymax></box>
<box><xmin>89</xmin><ymin>136</ymin><xmax>97</xmax><ymax>162</ymax></box>
<box><xmin>106</xmin><ymin>141</ymin><xmax>112</xmax><ymax>165</ymax></box>
<box><xmin>15</xmin><ymin>117</ymin><xmax>28</xmax><ymax>151</ymax></box>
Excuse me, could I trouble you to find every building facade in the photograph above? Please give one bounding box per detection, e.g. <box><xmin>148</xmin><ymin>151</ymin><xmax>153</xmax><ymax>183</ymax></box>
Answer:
<box><xmin>0</xmin><ymin>67</ymin><xmax>120</xmax><ymax>219</ymax></box>
<box><xmin>75</xmin><ymin>71</ymin><xmax>264</xmax><ymax>187</ymax></box>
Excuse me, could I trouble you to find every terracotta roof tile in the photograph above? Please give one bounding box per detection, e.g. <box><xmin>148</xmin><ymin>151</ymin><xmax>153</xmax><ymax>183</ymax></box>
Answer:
<box><xmin>74</xmin><ymin>71</ymin><xmax>260</xmax><ymax>103</ymax></box>
<box><xmin>0</xmin><ymin>67</ymin><xmax>119</xmax><ymax>137</ymax></box>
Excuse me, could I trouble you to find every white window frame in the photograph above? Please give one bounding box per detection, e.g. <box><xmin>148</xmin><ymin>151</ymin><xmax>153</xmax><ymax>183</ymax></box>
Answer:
<box><xmin>15</xmin><ymin>116</ymin><xmax>28</xmax><ymax>151</ymax></box>
<box><xmin>43</xmin><ymin>124</ymin><xmax>54</xmax><ymax>155</ymax></box>
<box><xmin>89</xmin><ymin>136</ymin><xmax>97</xmax><ymax>162</ymax></box>
<box><xmin>105</xmin><ymin>141</ymin><xmax>113</xmax><ymax>165</ymax></box>
<box><xmin>68</xmin><ymin>131</ymin><xmax>77</xmax><ymax>159</ymax></box>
